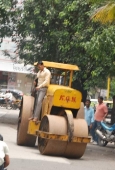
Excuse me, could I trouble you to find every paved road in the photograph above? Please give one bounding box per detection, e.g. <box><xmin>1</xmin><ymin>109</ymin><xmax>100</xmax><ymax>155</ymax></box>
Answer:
<box><xmin>0</xmin><ymin>108</ymin><xmax>115</xmax><ymax>170</ymax></box>
<box><xmin>0</xmin><ymin>107</ymin><xmax>19</xmax><ymax>124</ymax></box>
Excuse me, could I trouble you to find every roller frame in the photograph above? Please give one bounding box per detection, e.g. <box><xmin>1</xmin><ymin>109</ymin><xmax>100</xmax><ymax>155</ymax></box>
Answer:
<box><xmin>36</xmin><ymin>130</ymin><xmax>91</xmax><ymax>143</ymax></box>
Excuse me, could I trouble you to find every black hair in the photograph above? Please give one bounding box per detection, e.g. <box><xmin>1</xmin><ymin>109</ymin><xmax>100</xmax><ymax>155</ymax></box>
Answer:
<box><xmin>85</xmin><ymin>99</ymin><xmax>91</xmax><ymax>103</ymax></box>
<box><xmin>98</xmin><ymin>96</ymin><xmax>103</xmax><ymax>101</ymax></box>
<box><xmin>0</xmin><ymin>134</ymin><xmax>3</xmax><ymax>141</ymax></box>
<box><xmin>38</xmin><ymin>61</ymin><xmax>43</xmax><ymax>65</ymax></box>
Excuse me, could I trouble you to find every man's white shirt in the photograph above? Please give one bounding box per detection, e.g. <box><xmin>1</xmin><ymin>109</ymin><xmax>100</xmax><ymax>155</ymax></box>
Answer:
<box><xmin>0</xmin><ymin>141</ymin><xmax>9</xmax><ymax>166</ymax></box>
<box><xmin>4</xmin><ymin>93</ymin><xmax>13</xmax><ymax>100</ymax></box>
<box><xmin>37</xmin><ymin>67</ymin><xmax>51</xmax><ymax>88</ymax></box>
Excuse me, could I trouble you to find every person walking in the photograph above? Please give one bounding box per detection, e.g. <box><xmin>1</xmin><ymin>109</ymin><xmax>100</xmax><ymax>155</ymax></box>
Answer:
<box><xmin>0</xmin><ymin>134</ymin><xmax>10</xmax><ymax>170</ymax></box>
<box><xmin>4</xmin><ymin>90</ymin><xmax>13</xmax><ymax>103</ymax></box>
<box><xmin>84</xmin><ymin>99</ymin><xmax>94</xmax><ymax>135</ymax></box>
<box><xmin>4</xmin><ymin>90</ymin><xmax>13</xmax><ymax>109</ymax></box>
<box><xmin>29</xmin><ymin>61</ymin><xmax>51</xmax><ymax>122</ymax></box>
<box><xmin>91</xmin><ymin>96</ymin><xmax>108</xmax><ymax>144</ymax></box>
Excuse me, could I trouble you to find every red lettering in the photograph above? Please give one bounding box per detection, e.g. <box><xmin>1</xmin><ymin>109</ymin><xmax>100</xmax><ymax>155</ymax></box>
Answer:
<box><xmin>59</xmin><ymin>95</ymin><xmax>76</xmax><ymax>103</ymax></box>
<box><xmin>66</xmin><ymin>96</ymin><xmax>70</xmax><ymax>102</ymax></box>
<box><xmin>71</xmin><ymin>97</ymin><xmax>76</xmax><ymax>103</ymax></box>
<box><xmin>59</xmin><ymin>95</ymin><xmax>65</xmax><ymax>101</ymax></box>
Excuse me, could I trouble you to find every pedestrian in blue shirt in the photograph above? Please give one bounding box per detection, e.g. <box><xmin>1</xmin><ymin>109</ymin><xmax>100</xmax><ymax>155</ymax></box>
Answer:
<box><xmin>84</xmin><ymin>99</ymin><xmax>94</xmax><ymax>134</ymax></box>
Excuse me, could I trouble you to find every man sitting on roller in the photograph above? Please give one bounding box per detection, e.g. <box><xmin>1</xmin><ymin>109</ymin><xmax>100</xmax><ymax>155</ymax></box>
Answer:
<box><xmin>29</xmin><ymin>61</ymin><xmax>51</xmax><ymax>122</ymax></box>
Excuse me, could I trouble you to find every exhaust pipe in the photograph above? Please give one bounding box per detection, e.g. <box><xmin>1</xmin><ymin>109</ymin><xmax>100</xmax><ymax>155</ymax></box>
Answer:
<box><xmin>95</xmin><ymin>129</ymin><xmax>106</xmax><ymax>140</ymax></box>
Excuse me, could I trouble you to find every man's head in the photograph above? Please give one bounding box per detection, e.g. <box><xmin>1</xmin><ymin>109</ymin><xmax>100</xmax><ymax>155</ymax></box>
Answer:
<box><xmin>98</xmin><ymin>96</ymin><xmax>103</xmax><ymax>104</ymax></box>
<box><xmin>34</xmin><ymin>61</ymin><xmax>44</xmax><ymax>71</ymax></box>
<box><xmin>85</xmin><ymin>99</ymin><xmax>91</xmax><ymax>108</ymax></box>
<box><xmin>0</xmin><ymin>134</ymin><xmax>3</xmax><ymax>141</ymax></box>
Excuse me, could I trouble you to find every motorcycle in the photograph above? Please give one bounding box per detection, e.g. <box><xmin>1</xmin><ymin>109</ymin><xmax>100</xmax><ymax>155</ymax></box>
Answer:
<box><xmin>0</xmin><ymin>98</ymin><xmax>21</xmax><ymax>110</ymax></box>
<box><xmin>0</xmin><ymin>98</ymin><xmax>8</xmax><ymax>108</ymax></box>
<box><xmin>95</xmin><ymin>121</ymin><xmax>115</xmax><ymax>146</ymax></box>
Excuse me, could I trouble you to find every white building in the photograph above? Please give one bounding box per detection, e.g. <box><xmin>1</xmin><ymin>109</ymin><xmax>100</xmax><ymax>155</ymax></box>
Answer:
<box><xmin>0</xmin><ymin>37</ymin><xmax>35</xmax><ymax>95</ymax></box>
<box><xmin>0</xmin><ymin>0</ymin><xmax>36</xmax><ymax>95</ymax></box>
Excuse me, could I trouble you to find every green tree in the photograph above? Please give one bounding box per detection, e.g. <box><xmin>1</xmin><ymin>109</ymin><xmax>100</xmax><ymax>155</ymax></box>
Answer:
<box><xmin>110</xmin><ymin>78</ymin><xmax>115</xmax><ymax>98</ymax></box>
<box><xmin>15</xmin><ymin>0</ymin><xmax>115</xmax><ymax>101</ymax></box>
<box><xmin>0</xmin><ymin>0</ymin><xmax>17</xmax><ymax>41</ymax></box>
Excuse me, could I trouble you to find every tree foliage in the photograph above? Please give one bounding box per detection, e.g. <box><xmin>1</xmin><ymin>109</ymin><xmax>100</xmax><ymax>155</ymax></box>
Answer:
<box><xmin>6</xmin><ymin>0</ymin><xmax>115</xmax><ymax>101</ymax></box>
<box><xmin>1</xmin><ymin>0</ymin><xmax>115</xmax><ymax>102</ymax></box>
<box><xmin>0</xmin><ymin>0</ymin><xmax>18</xmax><ymax>41</ymax></box>
<box><xmin>110</xmin><ymin>78</ymin><xmax>115</xmax><ymax>98</ymax></box>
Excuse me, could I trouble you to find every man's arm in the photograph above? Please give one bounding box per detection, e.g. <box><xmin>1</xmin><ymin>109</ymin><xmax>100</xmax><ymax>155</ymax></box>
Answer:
<box><xmin>91</xmin><ymin>109</ymin><xmax>94</xmax><ymax>123</ymax></box>
<box><xmin>103</xmin><ymin>105</ymin><xmax>108</xmax><ymax>119</ymax></box>
<box><xmin>4</xmin><ymin>155</ymin><xmax>10</xmax><ymax>168</ymax></box>
<box><xmin>3</xmin><ymin>93</ymin><xmax>7</xmax><ymax>99</ymax></box>
<box><xmin>90</xmin><ymin>109</ymin><xmax>94</xmax><ymax>129</ymax></box>
<box><xmin>4</xmin><ymin>142</ymin><xmax>10</xmax><ymax>168</ymax></box>
<box><xmin>104</xmin><ymin>112</ymin><xmax>108</xmax><ymax>118</ymax></box>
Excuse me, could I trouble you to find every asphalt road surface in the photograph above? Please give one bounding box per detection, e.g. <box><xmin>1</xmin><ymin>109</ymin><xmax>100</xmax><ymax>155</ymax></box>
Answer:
<box><xmin>0</xmin><ymin>107</ymin><xmax>115</xmax><ymax>170</ymax></box>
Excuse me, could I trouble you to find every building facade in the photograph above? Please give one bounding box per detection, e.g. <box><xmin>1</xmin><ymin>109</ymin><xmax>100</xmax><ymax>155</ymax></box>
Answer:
<box><xmin>0</xmin><ymin>0</ymin><xmax>35</xmax><ymax>95</ymax></box>
<box><xmin>0</xmin><ymin>38</ymin><xmax>35</xmax><ymax>95</ymax></box>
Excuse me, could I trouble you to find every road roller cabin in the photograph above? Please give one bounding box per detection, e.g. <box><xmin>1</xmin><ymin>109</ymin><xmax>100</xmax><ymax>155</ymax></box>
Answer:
<box><xmin>17</xmin><ymin>61</ymin><xmax>90</xmax><ymax>158</ymax></box>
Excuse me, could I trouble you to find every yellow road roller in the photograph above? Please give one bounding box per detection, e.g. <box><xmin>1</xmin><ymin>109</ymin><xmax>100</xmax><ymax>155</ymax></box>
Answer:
<box><xmin>17</xmin><ymin>61</ymin><xmax>90</xmax><ymax>158</ymax></box>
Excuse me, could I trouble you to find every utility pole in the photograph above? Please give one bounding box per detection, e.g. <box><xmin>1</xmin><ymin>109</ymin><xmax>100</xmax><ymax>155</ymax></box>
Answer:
<box><xmin>107</xmin><ymin>77</ymin><xmax>110</xmax><ymax>100</ymax></box>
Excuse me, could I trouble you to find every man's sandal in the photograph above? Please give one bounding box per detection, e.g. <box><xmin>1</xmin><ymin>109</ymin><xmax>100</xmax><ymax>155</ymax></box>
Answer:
<box><xmin>32</xmin><ymin>118</ymin><xmax>38</xmax><ymax>122</ymax></box>
<box><xmin>28</xmin><ymin>117</ymin><xmax>34</xmax><ymax>121</ymax></box>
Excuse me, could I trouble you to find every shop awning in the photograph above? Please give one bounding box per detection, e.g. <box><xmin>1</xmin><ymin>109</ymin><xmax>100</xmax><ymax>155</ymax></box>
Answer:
<box><xmin>0</xmin><ymin>62</ymin><xmax>34</xmax><ymax>74</ymax></box>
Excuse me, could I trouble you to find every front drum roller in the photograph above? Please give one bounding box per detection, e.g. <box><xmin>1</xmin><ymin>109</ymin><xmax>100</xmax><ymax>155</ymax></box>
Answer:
<box><xmin>17</xmin><ymin>95</ymin><xmax>36</xmax><ymax>146</ymax></box>
<box><xmin>64</xmin><ymin>119</ymin><xmax>88</xmax><ymax>158</ymax></box>
<box><xmin>38</xmin><ymin>115</ymin><xmax>88</xmax><ymax>158</ymax></box>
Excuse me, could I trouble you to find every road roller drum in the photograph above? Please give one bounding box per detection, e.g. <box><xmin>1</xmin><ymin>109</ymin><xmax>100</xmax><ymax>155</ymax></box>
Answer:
<box><xmin>17</xmin><ymin>95</ymin><xmax>36</xmax><ymax>146</ymax></box>
<box><xmin>38</xmin><ymin>115</ymin><xmax>89</xmax><ymax>158</ymax></box>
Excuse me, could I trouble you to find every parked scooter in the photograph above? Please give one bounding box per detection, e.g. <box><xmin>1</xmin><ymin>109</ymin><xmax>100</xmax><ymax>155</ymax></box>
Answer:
<box><xmin>96</xmin><ymin>121</ymin><xmax>115</xmax><ymax>146</ymax></box>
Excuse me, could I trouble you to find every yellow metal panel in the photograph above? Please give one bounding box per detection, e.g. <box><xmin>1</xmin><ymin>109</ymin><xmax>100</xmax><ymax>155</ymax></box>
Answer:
<box><xmin>41</xmin><ymin>96</ymin><xmax>49</xmax><ymax>118</ymax></box>
<box><xmin>37</xmin><ymin>131</ymin><xmax>91</xmax><ymax>143</ymax></box>
<box><xmin>53</xmin><ymin>89</ymin><xmax>82</xmax><ymax>109</ymax></box>
<box><xmin>47</xmin><ymin>84</ymin><xmax>80</xmax><ymax>96</ymax></box>
<box><xmin>28</xmin><ymin>120</ymin><xmax>40</xmax><ymax>135</ymax></box>
<box><xmin>72</xmin><ymin>136</ymin><xmax>91</xmax><ymax>143</ymax></box>
<box><xmin>107</xmin><ymin>77</ymin><xmax>110</xmax><ymax>100</ymax></box>
<box><xmin>69</xmin><ymin>70</ymin><xmax>73</xmax><ymax>87</ymax></box>
<box><xmin>34</xmin><ymin>61</ymin><xmax>79</xmax><ymax>71</ymax></box>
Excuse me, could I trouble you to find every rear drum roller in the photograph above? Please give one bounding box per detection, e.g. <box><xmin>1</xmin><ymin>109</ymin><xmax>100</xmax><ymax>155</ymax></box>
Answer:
<box><xmin>17</xmin><ymin>95</ymin><xmax>36</xmax><ymax>146</ymax></box>
<box><xmin>38</xmin><ymin>115</ymin><xmax>88</xmax><ymax>158</ymax></box>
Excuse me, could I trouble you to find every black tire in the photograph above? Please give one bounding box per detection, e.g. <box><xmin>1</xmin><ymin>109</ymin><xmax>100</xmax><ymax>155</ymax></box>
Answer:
<box><xmin>6</xmin><ymin>103</ymin><xmax>12</xmax><ymax>110</ymax></box>
<box><xmin>12</xmin><ymin>104</ymin><xmax>17</xmax><ymax>110</ymax></box>
<box><xmin>97</xmin><ymin>127</ymin><xmax>108</xmax><ymax>147</ymax></box>
<box><xmin>98</xmin><ymin>137</ymin><xmax>108</xmax><ymax>147</ymax></box>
